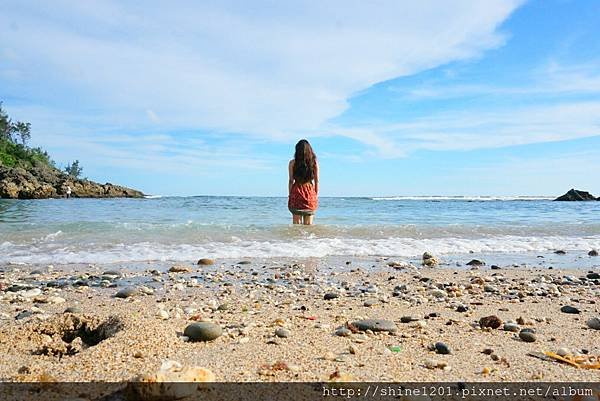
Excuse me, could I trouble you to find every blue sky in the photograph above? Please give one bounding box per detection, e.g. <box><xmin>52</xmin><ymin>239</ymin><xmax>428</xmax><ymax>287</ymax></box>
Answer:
<box><xmin>1</xmin><ymin>0</ymin><xmax>599</xmax><ymax>196</ymax></box>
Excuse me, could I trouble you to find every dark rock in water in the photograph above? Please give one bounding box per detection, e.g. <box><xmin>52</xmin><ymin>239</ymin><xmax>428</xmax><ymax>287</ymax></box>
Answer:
<box><xmin>323</xmin><ymin>292</ymin><xmax>339</xmax><ymax>300</ymax></box>
<box><xmin>490</xmin><ymin>265</ymin><xmax>501</xmax><ymax>270</ymax></box>
<box><xmin>237</xmin><ymin>260</ymin><xmax>251</xmax><ymax>265</ymax></box>
<box><xmin>434</xmin><ymin>342</ymin><xmax>451</xmax><ymax>354</ymax></box>
<box><xmin>456</xmin><ymin>305</ymin><xmax>469</xmax><ymax>313</ymax></box>
<box><xmin>479</xmin><ymin>315</ymin><xmax>502</xmax><ymax>329</ymax></box>
<box><xmin>197</xmin><ymin>258</ymin><xmax>215</xmax><ymax>265</ymax></box>
<box><xmin>519</xmin><ymin>331</ymin><xmax>536</xmax><ymax>342</ymax></box>
<box><xmin>184</xmin><ymin>322</ymin><xmax>223</xmax><ymax>342</ymax></box>
<box><xmin>64</xmin><ymin>306</ymin><xmax>82</xmax><ymax>314</ymax></box>
<box><xmin>115</xmin><ymin>287</ymin><xmax>138</xmax><ymax>298</ymax></box>
<box><xmin>554</xmin><ymin>189</ymin><xmax>599</xmax><ymax>201</ymax></box>
<box><xmin>351</xmin><ymin>319</ymin><xmax>397</xmax><ymax>333</ymax></box>
<box><xmin>554</xmin><ymin>250</ymin><xmax>566</xmax><ymax>255</ymax></box>
<box><xmin>466</xmin><ymin>259</ymin><xmax>485</xmax><ymax>266</ymax></box>
<box><xmin>589</xmin><ymin>250</ymin><xmax>599</xmax><ymax>257</ymax></box>
<box><xmin>587</xmin><ymin>272</ymin><xmax>600</xmax><ymax>279</ymax></box>
<box><xmin>560</xmin><ymin>305</ymin><xmax>580</xmax><ymax>314</ymax></box>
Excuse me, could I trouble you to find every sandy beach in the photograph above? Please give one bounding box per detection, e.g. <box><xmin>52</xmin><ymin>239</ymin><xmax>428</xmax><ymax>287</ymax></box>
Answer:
<box><xmin>1</xmin><ymin>255</ymin><xmax>599</xmax><ymax>386</ymax></box>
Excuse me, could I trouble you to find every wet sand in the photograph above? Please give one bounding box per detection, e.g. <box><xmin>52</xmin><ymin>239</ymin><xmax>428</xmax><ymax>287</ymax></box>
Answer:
<box><xmin>0</xmin><ymin>256</ymin><xmax>599</xmax><ymax>383</ymax></box>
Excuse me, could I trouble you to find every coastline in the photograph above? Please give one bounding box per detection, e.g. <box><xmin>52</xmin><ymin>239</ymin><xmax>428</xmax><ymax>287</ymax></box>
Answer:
<box><xmin>1</xmin><ymin>256</ymin><xmax>598</xmax><ymax>383</ymax></box>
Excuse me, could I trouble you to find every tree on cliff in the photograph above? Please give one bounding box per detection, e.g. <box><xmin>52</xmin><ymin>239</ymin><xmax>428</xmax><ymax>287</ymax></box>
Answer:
<box><xmin>0</xmin><ymin>102</ymin><xmax>53</xmax><ymax>168</ymax></box>
<box><xmin>65</xmin><ymin>160</ymin><xmax>83</xmax><ymax>178</ymax></box>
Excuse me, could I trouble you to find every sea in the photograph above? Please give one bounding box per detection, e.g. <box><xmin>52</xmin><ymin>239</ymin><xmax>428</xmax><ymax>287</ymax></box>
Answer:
<box><xmin>1</xmin><ymin>196</ymin><xmax>599</xmax><ymax>269</ymax></box>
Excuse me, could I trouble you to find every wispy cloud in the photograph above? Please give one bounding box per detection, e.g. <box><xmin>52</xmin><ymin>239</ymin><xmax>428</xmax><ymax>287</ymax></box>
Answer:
<box><xmin>0</xmin><ymin>0</ymin><xmax>523</xmax><ymax>163</ymax></box>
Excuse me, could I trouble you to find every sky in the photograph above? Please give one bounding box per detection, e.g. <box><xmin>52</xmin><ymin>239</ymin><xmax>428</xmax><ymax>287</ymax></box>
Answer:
<box><xmin>1</xmin><ymin>0</ymin><xmax>600</xmax><ymax>197</ymax></box>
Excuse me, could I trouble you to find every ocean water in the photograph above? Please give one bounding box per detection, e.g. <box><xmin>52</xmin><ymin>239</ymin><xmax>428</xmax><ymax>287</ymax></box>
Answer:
<box><xmin>0</xmin><ymin>196</ymin><xmax>599</xmax><ymax>266</ymax></box>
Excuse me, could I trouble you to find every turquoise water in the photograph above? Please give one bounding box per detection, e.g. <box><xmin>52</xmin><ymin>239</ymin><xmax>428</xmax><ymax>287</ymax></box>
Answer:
<box><xmin>1</xmin><ymin>196</ymin><xmax>599</xmax><ymax>265</ymax></box>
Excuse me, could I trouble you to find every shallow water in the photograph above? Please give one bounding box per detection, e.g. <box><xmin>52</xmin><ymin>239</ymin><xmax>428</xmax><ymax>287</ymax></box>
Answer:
<box><xmin>0</xmin><ymin>196</ymin><xmax>599</xmax><ymax>265</ymax></box>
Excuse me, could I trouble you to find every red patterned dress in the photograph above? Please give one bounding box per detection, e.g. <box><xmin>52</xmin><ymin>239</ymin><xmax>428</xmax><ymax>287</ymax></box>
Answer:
<box><xmin>288</xmin><ymin>181</ymin><xmax>318</xmax><ymax>215</ymax></box>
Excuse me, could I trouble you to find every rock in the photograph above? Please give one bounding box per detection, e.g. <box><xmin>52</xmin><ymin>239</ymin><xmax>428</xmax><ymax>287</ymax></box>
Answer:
<box><xmin>274</xmin><ymin>328</ymin><xmax>290</xmax><ymax>338</ymax></box>
<box><xmin>422</xmin><ymin>252</ymin><xmax>439</xmax><ymax>267</ymax></box>
<box><xmin>586</xmin><ymin>317</ymin><xmax>600</xmax><ymax>330</ymax></box>
<box><xmin>64</xmin><ymin>306</ymin><xmax>82</xmax><ymax>314</ymax></box>
<box><xmin>363</xmin><ymin>299</ymin><xmax>377</xmax><ymax>307</ymax></box>
<box><xmin>157</xmin><ymin>309</ymin><xmax>170</xmax><ymax>320</ymax></box>
<box><xmin>169</xmin><ymin>265</ymin><xmax>191</xmax><ymax>273</ymax></box>
<box><xmin>557</xmin><ymin>347</ymin><xmax>570</xmax><ymax>357</ymax></box>
<box><xmin>0</xmin><ymin>165</ymin><xmax>143</xmax><ymax>199</ymax></box>
<box><xmin>554</xmin><ymin>250</ymin><xmax>566</xmax><ymax>255</ymax></box>
<box><xmin>554</xmin><ymin>189</ymin><xmax>599</xmax><ymax>201</ymax></box>
<box><xmin>466</xmin><ymin>259</ymin><xmax>485</xmax><ymax>266</ymax></box>
<box><xmin>350</xmin><ymin>319</ymin><xmax>397</xmax><ymax>333</ymax></box>
<box><xmin>456</xmin><ymin>305</ymin><xmax>469</xmax><ymax>313</ymax></box>
<box><xmin>400</xmin><ymin>316</ymin><xmax>419</xmax><ymax>323</ymax></box>
<box><xmin>197</xmin><ymin>258</ymin><xmax>215</xmax><ymax>265</ymax></box>
<box><xmin>589</xmin><ymin>250</ymin><xmax>599</xmax><ymax>257</ymax></box>
<box><xmin>503</xmin><ymin>323</ymin><xmax>520</xmax><ymax>332</ymax></box>
<box><xmin>434</xmin><ymin>342</ymin><xmax>451</xmax><ymax>354</ymax></box>
<box><xmin>184</xmin><ymin>322</ymin><xmax>223</xmax><ymax>342</ymax></box>
<box><xmin>334</xmin><ymin>327</ymin><xmax>352</xmax><ymax>337</ymax></box>
<box><xmin>479</xmin><ymin>315</ymin><xmax>502</xmax><ymax>329</ymax></box>
<box><xmin>519</xmin><ymin>331</ymin><xmax>536</xmax><ymax>343</ymax></box>
<box><xmin>323</xmin><ymin>292</ymin><xmax>339</xmax><ymax>300</ymax></box>
<box><xmin>560</xmin><ymin>305</ymin><xmax>580</xmax><ymax>314</ymax></box>
<box><xmin>128</xmin><ymin>360</ymin><xmax>214</xmax><ymax>400</ymax></box>
<box><xmin>237</xmin><ymin>260</ymin><xmax>251</xmax><ymax>265</ymax></box>
<box><xmin>587</xmin><ymin>272</ymin><xmax>600</xmax><ymax>279</ymax></box>
<box><xmin>115</xmin><ymin>287</ymin><xmax>139</xmax><ymax>298</ymax></box>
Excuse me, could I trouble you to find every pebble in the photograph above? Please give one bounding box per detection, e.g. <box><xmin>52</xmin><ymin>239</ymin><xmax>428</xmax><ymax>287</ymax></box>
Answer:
<box><xmin>479</xmin><ymin>315</ymin><xmax>502</xmax><ymax>329</ymax></box>
<box><xmin>519</xmin><ymin>330</ymin><xmax>536</xmax><ymax>342</ymax></box>
<box><xmin>434</xmin><ymin>342</ymin><xmax>451</xmax><ymax>354</ymax></box>
<box><xmin>64</xmin><ymin>306</ymin><xmax>82</xmax><ymax>314</ymax></box>
<box><xmin>586</xmin><ymin>317</ymin><xmax>600</xmax><ymax>330</ymax></box>
<box><xmin>169</xmin><ymin>265</ymin><xmax>191</xmax><ymax>273</ymax></box>
<box><xmin>197</xmin><ymin>258</ymin><xmax>215</xmax><ymax>265</ymax></box>
<box><xmin>503</xmin><ymin>323</ymin><xmax>520</xmax><ymax>332</ymax></box>
<box><xmin>184</xmin><ymin>322</ymin><xmax>223</xmax><ymax>342</ymax></box>
<box><xmin>588</xmin><ymin>250</ymin><xmax>598</xmax><ymax>257</ymax></box>
<box><xmin>157</xmin><ymin>309</ymin><xmax>170</xmax><ymax>320</ymax></box>
<box><xmin>324</xmin><ymin>292</ymin><xmax>339</xmax><ymax>300</ymax></box>
<box><xmin>363</xmin><ymin>299</ymin><xmax>376</xmax><ymax>307</ymax></box>
<box><xmin>430</xmin><ymin>289</ymin><xmax>446</xmax><ymax>298</ymax></box>
<box><xmin>456</xmin><ymin>305</ymin><xmax>469</xmax><ymax>313</ymax></box>
<box><xmin>115</xmin><ymin>287</ymin><xmax>139</xmax><ymax>298</ymax></box>
<box><xmin>334</xmin><ymin>327</ymin><xmax>352</xmax><ymax>337</ymax></box>
<box><xmin>557</xmin><ymin>347</ymin><xmax>570</xmax><ymax>357</ymax></box>
<box><xmin>466</xmin><ymin>259</ymin><xmax>485</xmax><ymax>266</ymax></box>
<box><xmin>351</xmin><ymin>319</ymin><xmax>397</xmax><ymax>333</ymax></box>
<box><xmin>400</xmin><ymin>316</ymin><xmax>419</xmax><ymax>323</ymax></box>
<box><xmin>23</xmin><ymin>288</ymin><xmax>42</xmax><ymax>298</ymax></box>
<box><xmin>586</xmin><ymin>272</ymin><xmax>600</xmax><ymax>279</ymax></box>
<box><xmin>274</xmin><ymin>328</ymin><xmax>290</xmax><ymax>338</ymax></box>
<box><xmin>560</xmin><ymin>305</ymin><xmax>580</xmax><ymax>314</ymax></box>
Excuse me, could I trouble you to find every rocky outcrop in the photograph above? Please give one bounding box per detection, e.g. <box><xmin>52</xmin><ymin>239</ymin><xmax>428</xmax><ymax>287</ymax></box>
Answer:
<box><xmin>554</xmin><ymin>189</ymin><xmax>599</xmax><ymax>201</ymax></box>
<box><xmin>0</xmin><ymin>165</ymin><xmax>143</xmax><ymax>199</ymax></box>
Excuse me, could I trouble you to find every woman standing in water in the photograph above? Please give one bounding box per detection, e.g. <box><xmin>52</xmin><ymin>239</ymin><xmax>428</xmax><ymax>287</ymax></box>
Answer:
<box><xmin>288</xmin><ymin>139</ymin><xmax>319</xmax><ymax>225</ymax></box>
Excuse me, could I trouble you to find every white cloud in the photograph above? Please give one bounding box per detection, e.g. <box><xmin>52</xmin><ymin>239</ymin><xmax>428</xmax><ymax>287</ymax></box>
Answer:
<box><xmin>0</xmin><ymin>0</ymin><xmax>523</xmax><ymax>141</ymax></box>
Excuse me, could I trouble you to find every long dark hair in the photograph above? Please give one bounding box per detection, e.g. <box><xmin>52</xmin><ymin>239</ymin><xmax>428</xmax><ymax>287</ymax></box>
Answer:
<box><xmin>293</xmin><ymin>139</ymin><xmax>317</xmax><ymax>184</ymax></box>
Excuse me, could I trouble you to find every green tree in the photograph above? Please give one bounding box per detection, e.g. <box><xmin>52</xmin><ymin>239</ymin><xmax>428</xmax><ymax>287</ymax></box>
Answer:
<box><xmin>0</xmin><ymin>102</ymin><xmax>12</xmax><ymax>142</ymax></box>
<box><xmin>13</xmin><ymin>121</ymin><xmax>31</xmax><ymax>145</ymax></box>
<box><xmin>65</xmin><ymin>160</ymin><xmax>83</xmax><ymax>178</ymax></box>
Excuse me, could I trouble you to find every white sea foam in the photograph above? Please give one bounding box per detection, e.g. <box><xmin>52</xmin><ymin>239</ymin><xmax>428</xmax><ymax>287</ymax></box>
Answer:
<box><xmin>371</xmin><ymin>196</ymin><xmax>555</xmax><ymax>201</ymax></box>
<box><xmin>1</xmin><ymin>235</ymin><xmax>599</xmax><ymax>265</ymax></box>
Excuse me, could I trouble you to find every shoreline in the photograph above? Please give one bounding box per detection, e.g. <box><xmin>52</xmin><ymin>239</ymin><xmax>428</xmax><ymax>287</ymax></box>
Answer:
<box><xmin>1</xmin><ymin>256</ymin><xmax>599</xmax><ymax>383</ymax></box>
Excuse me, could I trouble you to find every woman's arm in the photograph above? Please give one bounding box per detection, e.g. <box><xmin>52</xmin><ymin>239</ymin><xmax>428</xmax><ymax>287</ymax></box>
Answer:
<box><xmin>288</xmin><ymin>160</ymin><xmax>294</xmax><ymax>194</ymax></box>
<box><xmin>314</xmin><ymin>161</ymin><xmax>319</xmax><ymax>195</ymax></box>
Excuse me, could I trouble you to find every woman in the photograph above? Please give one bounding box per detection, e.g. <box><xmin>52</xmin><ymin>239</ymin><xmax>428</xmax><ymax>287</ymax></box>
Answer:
<box><xmin>288</xmin><ymin>139</ymin><xmax>319</xmax><ymax>225</ymax></box>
